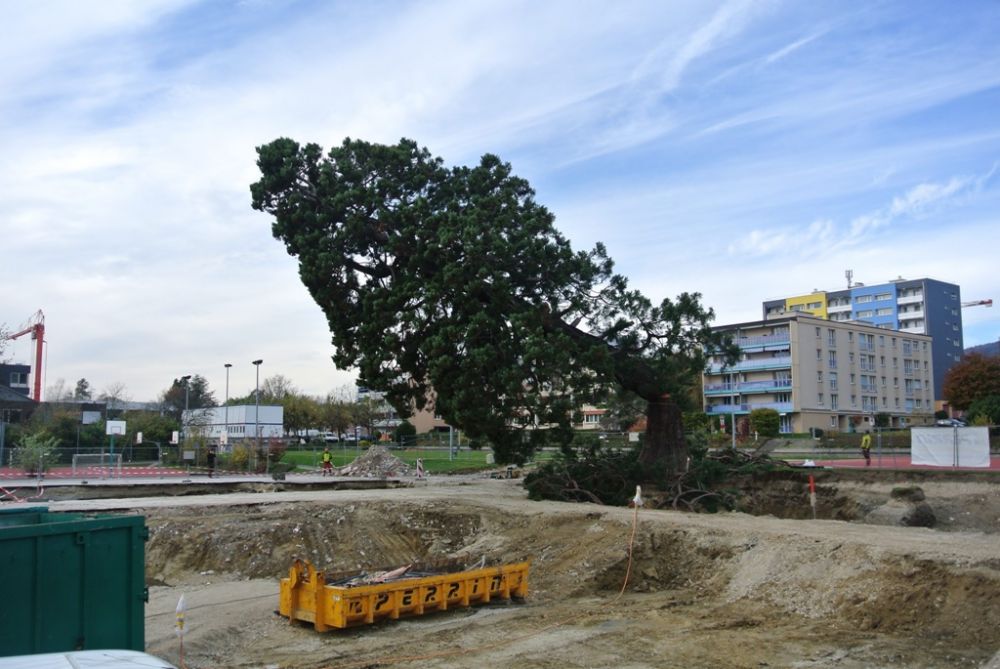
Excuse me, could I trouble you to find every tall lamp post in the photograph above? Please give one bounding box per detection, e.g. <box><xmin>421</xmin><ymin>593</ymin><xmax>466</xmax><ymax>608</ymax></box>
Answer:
<box><xmin>180</xmin><ymin>375</ymin><xmax>192</xmax><ymax>443</ymax></box>
<box><xmin>252</xmin><ymin>359</ymin><xmax>263</xmax><ymax>473</ymax></box>
<box><xmin>223</xmin><ymin>363</ymin><xmax>232</xmax><ymax>450</ymax></box>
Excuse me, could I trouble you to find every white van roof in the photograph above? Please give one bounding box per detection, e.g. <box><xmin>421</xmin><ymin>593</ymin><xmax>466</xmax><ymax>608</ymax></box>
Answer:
<box><xmin>0</xmin><ymin>650</ymin><xmax>176</xmax><ymax>669</ymax></box>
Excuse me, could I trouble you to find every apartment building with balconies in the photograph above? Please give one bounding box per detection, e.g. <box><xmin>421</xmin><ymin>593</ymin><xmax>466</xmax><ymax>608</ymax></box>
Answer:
<box><xmin>703</xmin><ymin>314</ymin><xmax>934</xmax><ymax>434</ymax></box>
<box><xmin>761</xmin><ymin>277</ymin><xmax>961</xmax><ymax>403</ymax></box>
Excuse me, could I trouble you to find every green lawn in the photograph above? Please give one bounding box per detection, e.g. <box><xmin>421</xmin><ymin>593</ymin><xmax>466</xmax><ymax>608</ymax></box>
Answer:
<box><xmin>282</xmin><ymin>445</ymin><xmax>512</xmax><ymax>474</ymax></box>
<box><xmin>282</xmin><ymin>444</ymin><xmax>560</xmax><ymax>474</ymax></box>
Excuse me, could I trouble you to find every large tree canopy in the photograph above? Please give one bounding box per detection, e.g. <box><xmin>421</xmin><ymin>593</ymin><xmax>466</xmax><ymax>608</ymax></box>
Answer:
<box><xmin>251</xmin><ymin>137</ymin><xmax>732</xmax><ymax>468</ymax></box>
<box><xmin>943</xmin><ymin>352</ymin><xmax>1000</xmax><ymax>411</ymax></box>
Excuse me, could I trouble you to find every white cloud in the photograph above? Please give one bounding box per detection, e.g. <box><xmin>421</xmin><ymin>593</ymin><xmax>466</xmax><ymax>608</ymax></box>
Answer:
<box><xmin>3</xmin><ymin>0</ymin><xmax>1000</xmax><ymax>400</ymax></box>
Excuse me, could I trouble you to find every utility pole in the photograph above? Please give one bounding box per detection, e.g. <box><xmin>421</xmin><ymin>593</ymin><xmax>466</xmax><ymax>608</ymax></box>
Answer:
<box><xmin>252</xmin><ymin>360</ymin><xmax>263</xmax><ymax>473</ymax></box>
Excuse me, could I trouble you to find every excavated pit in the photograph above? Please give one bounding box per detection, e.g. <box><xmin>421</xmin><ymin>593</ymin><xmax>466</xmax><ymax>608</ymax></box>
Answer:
<box><xmin>137</xmin><ymin>490</ymin><xmax>1000</xmax><ymax>669</ymax></box>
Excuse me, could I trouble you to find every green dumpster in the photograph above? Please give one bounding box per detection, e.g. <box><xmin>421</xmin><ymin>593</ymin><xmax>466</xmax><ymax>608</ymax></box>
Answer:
<box><xmin>0</xmin><ymin>506</ymin><xmax>147</xmax><ymax>655</ymax></box>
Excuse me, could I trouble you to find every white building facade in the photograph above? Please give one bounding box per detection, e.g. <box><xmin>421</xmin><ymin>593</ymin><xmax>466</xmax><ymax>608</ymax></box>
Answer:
<box><xmin>182</xmin><ymin>405</ymin><xmax>284</xmax><ymax>442</ymax></box>
<box><xmin>703</xmin><ymin>314</ymin><xmax>935</xmax><ymax>434</ymax></box>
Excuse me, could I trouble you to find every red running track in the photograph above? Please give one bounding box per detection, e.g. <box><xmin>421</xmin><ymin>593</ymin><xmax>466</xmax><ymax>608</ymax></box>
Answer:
<box><xmin>794</xmin><ymin>455</ymin><xmax>1000</xmax><ymax>470</ymax></box>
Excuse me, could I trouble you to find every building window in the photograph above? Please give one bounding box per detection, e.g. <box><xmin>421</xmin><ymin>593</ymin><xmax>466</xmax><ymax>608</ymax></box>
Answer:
<box><xmin>10</xmin><ymin>372</ymin><xmax>28</xmax><ymax>386</ymax></box>
<box><xmin>830</xmin><ymin>415</ymin><xmax>838</xmax><ymax>427</ymax></box>
<box><xmin>829</xmin><ymin>372</ymin><xmax>838</xmax><ymax>390</ymax></box>
<box><xmin>848</xmin><ymin>332</ymin><xmax>854</xmax><ymax>343</ymax></box>
<box><xmin>816</xmin><ymin>327</ymin><xmax>821</xmax><ymax>338</ymax></box>
<box><xmin>831</xmin><ymin>394</ymin><xmax>838</xmax><ymax>410</ymax></box>
<box><xmin>829</xmin><ymin>350</ymin><xmax>838</xmax><ymax>368</ymax></box>
<box><xmin>817</xmin><ymin>348</ymin><xmax>822</xmax><ymax>361</ymax></box>
<box><xmin>818</xmin><ymin>393</ymin><xmax>824</xmax><ymax>405</ymax></box>
<box><xmin>875</xmin><ymin>293</ymin><xmax>892</xmax><ymax>301</ymax></box>
<box><xmin>856</xmin><ymin>295</ymin><xmax>873</xmax><ymax>303</ymax></box>
<box><xmin>817</xmin><ymin>371</ymin><xmax>823</xmax><ymax>382</ymax></box>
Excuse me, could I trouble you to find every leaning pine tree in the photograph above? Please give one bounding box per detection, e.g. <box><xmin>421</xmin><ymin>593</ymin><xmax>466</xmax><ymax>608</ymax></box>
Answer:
<box><xmin>251</xmin><ymin>138</ymin><xmax>734</xmax><ymax>472</ymax></box>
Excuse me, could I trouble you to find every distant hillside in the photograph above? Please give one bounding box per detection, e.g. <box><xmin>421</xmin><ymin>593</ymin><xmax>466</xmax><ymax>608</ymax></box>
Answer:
<box><xmin>966</xmin><ymin>341</ymin><xmax>1000</xmax><ymax>357</ymax></box>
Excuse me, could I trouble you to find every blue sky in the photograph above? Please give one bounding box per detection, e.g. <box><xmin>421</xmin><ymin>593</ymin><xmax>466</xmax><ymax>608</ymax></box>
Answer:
<box><xmin>2</xmin><ymin>0</ymin><xmax>999</xmax><ymax>402</ymax></box>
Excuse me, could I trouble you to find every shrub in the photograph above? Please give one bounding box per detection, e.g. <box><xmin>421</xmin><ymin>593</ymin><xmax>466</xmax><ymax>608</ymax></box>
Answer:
<box><xmin>13</xmin><ymin>432</ymin><xmax>59</xmax><ymax>474</ymax></box>
<box><xmin>394</xmin><ymin>420</ymin><xmax>417</xmax><ymax>443</ymax></box>
<box><xmin>967</xmin><ymin>395</ymin><xmax>1000</xmax><ymax>425</ymax></box>
<box><xmin>749</xmin><ymin>408</ymin><xmax>780</xmax><ymax>438</ymax></box>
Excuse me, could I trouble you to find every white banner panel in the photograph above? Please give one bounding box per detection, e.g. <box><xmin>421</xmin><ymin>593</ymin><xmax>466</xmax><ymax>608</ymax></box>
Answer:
<box><xmin>911</xmin><ymin>427</ymin><xmax>990</xmax><ymax>468</ymax></box>
<box><xmin>956</xmin><ymin>427</ymin><xmax>991</xmax><ymax>467</ymax></box>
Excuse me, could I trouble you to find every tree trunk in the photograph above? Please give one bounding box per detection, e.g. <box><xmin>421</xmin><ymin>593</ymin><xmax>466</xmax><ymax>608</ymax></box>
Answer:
<box><xmin>639</xmin><ymin>394</ymin><xmax>688</xmax><ymax>475</ymax></box>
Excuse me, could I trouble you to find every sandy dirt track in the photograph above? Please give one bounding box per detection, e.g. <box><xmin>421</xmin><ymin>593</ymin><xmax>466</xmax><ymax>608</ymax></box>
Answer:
<box><xmin>48</xmin><ymin>477</ymin><xmax>1000</xmax><ymax>668</ymax></box>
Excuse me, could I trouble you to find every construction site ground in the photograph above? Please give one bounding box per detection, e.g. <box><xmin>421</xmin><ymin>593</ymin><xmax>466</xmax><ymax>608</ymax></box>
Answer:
<box><xmin>22</xmin><ymin>465</ymin><xmax>999</xmax><ymax>669</ymax></box>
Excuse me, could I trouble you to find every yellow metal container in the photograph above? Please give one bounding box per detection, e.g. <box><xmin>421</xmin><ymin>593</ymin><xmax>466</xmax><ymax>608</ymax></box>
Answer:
<box><xmin>279</xmin><ymin>558</ymin><xmax>529</xmax><ymax>630</ymax></box>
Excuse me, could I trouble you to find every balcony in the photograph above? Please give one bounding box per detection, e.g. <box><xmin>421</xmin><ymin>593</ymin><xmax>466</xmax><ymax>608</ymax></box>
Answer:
<box><xmin>705</xmin><ymin>402</ymin><xmax>793</xmax><ymax>415</ymax></box>
<box><xmin>735</xmin><ymin>333</ymin><xmax>791</xmax><ymax>351</ymax></box>
<box><xmin>708</xmin><ymin>357</ymin><xmax>791</xmax><ymax>374</ymax></box>
<box><xmin>897</xmin><ymin>294</ymin><xmax>923</xmax><ymax>306</ymax></box>
<box><xmin>898</xmin><ymin>310</ymin><xmax>924</xmax><ymax>321</ymax></box>
<box><xmin>900</xmin><ymin>325</ymin><xmax>924</xmax><ymax>334</ymax></box>
<box><xmin>827</xmin><ymin>303</ymin><xmax>851</xmax><ymax>313</ymax></box>
<box><xmin>704</xmin><ymin>379</ymin><xmax>793</xmax><ymax>395</ymax></box>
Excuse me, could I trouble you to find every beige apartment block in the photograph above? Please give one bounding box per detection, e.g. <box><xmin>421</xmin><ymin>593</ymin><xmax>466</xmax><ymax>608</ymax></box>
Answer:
<box><xmin>703</xmin><ymin>314</ymin><xmax>934</xmax><ymax>434</ymax></box>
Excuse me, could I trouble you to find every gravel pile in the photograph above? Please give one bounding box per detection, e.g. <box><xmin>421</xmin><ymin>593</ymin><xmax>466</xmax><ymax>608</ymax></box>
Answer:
<box><xmin>337</xmin><ymin>444</ymin><xmax>412</xmax><ymax>478</ymax></box>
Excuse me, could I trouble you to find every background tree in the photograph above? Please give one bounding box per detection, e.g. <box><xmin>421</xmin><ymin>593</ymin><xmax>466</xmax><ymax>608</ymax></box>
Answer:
<box><xmin>282</xmin><ymin>393</ymin><xmax>322</xmax><ymax>436</ymax></box>
<box><xmin>966</xmin><ymin>395</ymin><xmax>1000</xmax><ymax>425</ymax></box>
<box><xmin>321</xmin><ymin>390</ymin><xmax>355</xmax><ymax>438</ymax></box>
<box><xmin>160</xmin><ymin>375</ymin><xmax>217</xmax><ymax>419</ymax></box>
<box><xmin>749</xmin><ymin>408</ymin><xmax>780</xmax><ymax>438</ymax></box>
<box><xmin>45</xmin><ymin>379</ymin><xmax>73</xmax><ymax>402</ymax></box>
<box><xmin>74</xmin><ymin>378</ymin><xmax>92</xmax><ymax>400</ymax></box>
<box><xmin>99</xmin><ymin>381</ymin><xmax>130</xmax><ymax>418</ymax></box>
<box><xmin>252</xmin><ymin>137</ymin><xmax>733</xmax><ymax>470</ymax></box>
<box><xmin>942</xmin><ymin>353</ymin><xmax>1000</xmax><ymax>411</ymax></box>
<box><xmin>261</xmin><ymin>375</ymin><xmax>296</xmax><ymax>403</ymax></box>
<box><xmin>394</xmin><ymin>419</ymin><xmax>417</xmax><ymax>445</ymax></box>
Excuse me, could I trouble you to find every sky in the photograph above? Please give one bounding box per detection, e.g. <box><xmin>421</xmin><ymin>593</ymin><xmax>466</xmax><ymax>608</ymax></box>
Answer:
<box><xmin>2</xmin><ymin>0</ymin><xmax>999</xmax><ymax>403</ymax></box>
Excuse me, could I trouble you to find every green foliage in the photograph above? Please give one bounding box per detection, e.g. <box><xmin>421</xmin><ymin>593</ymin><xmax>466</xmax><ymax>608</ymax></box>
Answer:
<box><xmin>393</xmin><ymin>420</ymin><xmax>417</xmax><ymax>443</ymax></box>
<box><xmin>682</xmin><ymin>411</ymin><xmax>712</xmax><ymax>433</ymax></box>
<box><xmin>967</xmin><ymin>395</ymin><xmax>1000</xmax><ymax>425</ymax></box>
<box><xmin>748</xmin><ymin>408</ymin><xmax>779</xmax><ymax>438</ymax></box>
<box><xmin>874</xmin><ymin>412</ymin><xmax>890</xmax><ymax>428</ymax></box>
<box><xmin>934</xmin><ymin>409</ymin><xmax>949</xmax><ymax>420</ymax></box>
<box><xmin>162</xmin><ymin>374</ymin><xmax>217</xmax><ymax>419</ymax></box>
<box><xmin>231</xmin><ymin>443</ymin><xmax>252</xmax><ymax>470</ymax></box>
<box><xmin>13</xmin><ymin>432</ymin><xmax>59</xmax><ymax>474</ymax></box>
<box><xmin>251</xmin><ymin>137</ymin><xmax>732</xmax><ymax>468</ymax></box>
<box><xmin>943</xmin><ymin>353</ymin><xmax>1000</xmax><ymax>411</ymax></box>
<box><xmin>524</xmin><ymin>445</ymin><xmax>654</xmax><ymax>506</ymax></box>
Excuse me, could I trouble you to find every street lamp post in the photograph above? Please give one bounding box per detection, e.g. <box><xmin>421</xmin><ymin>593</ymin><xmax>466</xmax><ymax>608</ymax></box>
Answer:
<box><xmin>224</xmin><ymin>363</ymin><xmax>232</xmax><ymax>450</ymax></box>
<box><xmin>252</xmin><ymin>359</ymin><xmax>263</xmax><ymax>473</ymax></box>
<box><xmin>180</xmin><ymin>375</ymin><xmax>192</xmax><ymax>443</ymax></box>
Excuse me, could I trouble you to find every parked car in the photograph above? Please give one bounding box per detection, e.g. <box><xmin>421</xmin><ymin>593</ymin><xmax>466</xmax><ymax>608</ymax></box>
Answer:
<box><xmin>935</xmin><ymin>418</ymin><xmax>967</xmax><ymax>427</ymax></box>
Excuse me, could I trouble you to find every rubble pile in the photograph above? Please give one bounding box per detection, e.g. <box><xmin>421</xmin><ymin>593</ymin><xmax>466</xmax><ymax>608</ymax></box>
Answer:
<box><xmin>337</xmin><ymin>445</ymin><xmax>413</xmax><ymax>478</ymax></box>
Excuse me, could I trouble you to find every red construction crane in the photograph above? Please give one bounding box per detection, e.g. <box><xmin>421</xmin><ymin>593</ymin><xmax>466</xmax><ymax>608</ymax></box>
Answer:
<box><xmin>5</xmin><ymin>310</ymin><xmax>45</xmax><ymax>401</ymax></box>
<box><xmin>961</xmin><ymin>299</ymin><xmax>992</xmax><ymax>308</ymax></box>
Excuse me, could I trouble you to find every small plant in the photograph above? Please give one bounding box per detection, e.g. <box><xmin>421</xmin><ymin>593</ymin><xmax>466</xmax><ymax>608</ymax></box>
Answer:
<box><xmin>13</xmin><ymin>432</ymin><xmax>59</xmax><ymax>475</ymax></box>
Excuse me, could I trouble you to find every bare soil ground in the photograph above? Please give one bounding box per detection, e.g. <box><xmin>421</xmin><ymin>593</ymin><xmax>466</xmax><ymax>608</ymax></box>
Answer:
<box><xmin>56</xmin><ymin>472</ymin><xmax>990</xmax><ymax>669</ymax></box>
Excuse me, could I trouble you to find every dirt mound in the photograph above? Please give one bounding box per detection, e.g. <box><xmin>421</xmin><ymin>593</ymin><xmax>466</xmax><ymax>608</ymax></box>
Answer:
<box><xmin>337</xmin><ymin>444</ymin><xmax>412</xmax><ymax>477</ymax></box>
<box><xmin>137</xmin><ymin>483</ymin><xmax>1000</xmax><ymax>668</ymax></box>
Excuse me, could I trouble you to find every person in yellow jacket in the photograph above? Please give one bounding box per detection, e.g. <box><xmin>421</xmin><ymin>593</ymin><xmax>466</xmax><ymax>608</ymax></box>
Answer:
<box><xmin>321</xmin><ymin>447</ymin><xmax>333</xmax><ymax>476</ymax></box>
<box><xmin>860</xmin><ymin>431</ymin><xmax>872</xmax><ymax>467</ymax></box>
